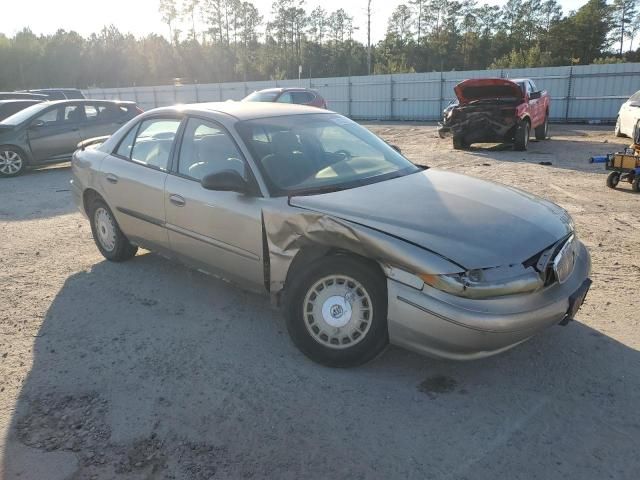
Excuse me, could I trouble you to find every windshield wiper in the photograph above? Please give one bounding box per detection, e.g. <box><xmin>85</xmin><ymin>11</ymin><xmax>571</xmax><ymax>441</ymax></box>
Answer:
<box><xmin>287</xmin><ymin>184</ymin><xmax>350</xmax><ymax>197</ymax></box>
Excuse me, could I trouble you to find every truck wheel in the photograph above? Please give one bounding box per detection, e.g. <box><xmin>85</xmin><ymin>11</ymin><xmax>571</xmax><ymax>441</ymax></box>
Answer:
<box><xmin>606</xmin><ymin>171</ymin><xmax>620</xmax><ymax>189</ymax></box>
<box><xmin>514</xmin><ymin>121</ymin><xmax>530</xmax><ymax>151</ymax></box>
<box><xmin>452</xmin><ymin>136</ymin><xmax>468</xmax><ymax>150</ymax></box>
<box><xmin>535</xmin><ymin>115</ymin><xmax>548</xmax><ymax>140</ymax></box>
<box><xmin>632</xmin><ymin>176</ymin><xmax>640</xmax><ymax>193</ymax></box>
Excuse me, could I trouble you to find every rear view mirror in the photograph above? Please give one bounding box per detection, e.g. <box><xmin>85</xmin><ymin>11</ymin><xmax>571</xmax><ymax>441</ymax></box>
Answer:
<box><xmin>201</xmin><ymin>170</ymin><xmax>249</xmax><ymax>194</ymax></box>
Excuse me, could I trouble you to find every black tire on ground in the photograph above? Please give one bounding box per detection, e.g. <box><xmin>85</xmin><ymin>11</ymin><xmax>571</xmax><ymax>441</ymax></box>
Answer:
<box><xmin>614</xmin><ymin>117</ymin><xmax>624</xmax><ymax>137</ymax></box>
<box><xmin>514</xmin><ymin>121</ymin><xmax>530</xmax><ymax>151</ymax></box>
<box><xmin>606</xmin><ymin>171</ymin><xmax>621</xmax><ymax>189</ymax></box>
<box><xmin>632</xmin><ymin>175</ymin><xmax>640</xmax><ymax>193</ymax></box>
<box><xmin>452</xmin><ymin>136</ymin><xmax>468</xmax><ymax>150</ymax></box>
<box><xmin>89</xmin><ymin>198</ymin><xmax>138</xmax><ymax>262</ymax></box>
<box><xmin>284</xmin><ymin>255</ymin><xmax>389</xmax><ymax>368</ymax></box>
<box><xmin>0</xmin><ymin>146</ymin><xmax>27</xmax><ymax>178</ymax></box>
<box><xmin>535</xmin><ymin>115</ymin><xmax>549</xmax><ymax>140</ymax></box>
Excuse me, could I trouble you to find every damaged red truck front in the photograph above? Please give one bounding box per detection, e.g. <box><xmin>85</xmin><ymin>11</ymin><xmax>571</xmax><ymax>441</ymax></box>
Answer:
<box><xmin>439</xmin><ymin>78</ymin><xmax>550</xmax><ymax>151</ymax></box>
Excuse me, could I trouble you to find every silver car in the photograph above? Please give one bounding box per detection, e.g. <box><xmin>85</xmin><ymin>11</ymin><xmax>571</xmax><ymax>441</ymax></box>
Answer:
<box><xmin>71</xmin><ymin>103</ymin><xmax>592</xmax><ymax>367</ymax></box>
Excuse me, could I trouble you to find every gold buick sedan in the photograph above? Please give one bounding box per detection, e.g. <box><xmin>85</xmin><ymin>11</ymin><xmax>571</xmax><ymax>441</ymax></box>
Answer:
<box><xmin>72</xmin><ymin>103</ymin><xmax>591</xmax><ymax>367</ymax></box>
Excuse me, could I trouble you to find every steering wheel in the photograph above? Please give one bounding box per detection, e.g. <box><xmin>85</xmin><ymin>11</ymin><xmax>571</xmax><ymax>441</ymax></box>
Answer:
<box><xmin>333</xmin><ymin>149</ymin><xmax>352</xmax><ymax>161</ymax></box>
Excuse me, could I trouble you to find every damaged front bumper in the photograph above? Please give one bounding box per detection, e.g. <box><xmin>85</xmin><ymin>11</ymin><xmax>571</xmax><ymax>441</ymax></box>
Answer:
<box><xmin>386</xmin><ymin>241</ymin><xmax>591</xmax><ymax>360</ymax></box>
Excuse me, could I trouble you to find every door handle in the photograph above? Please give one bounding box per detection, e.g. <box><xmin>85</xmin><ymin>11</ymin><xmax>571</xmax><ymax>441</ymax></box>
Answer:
<box><xmin>105</xmin><ymin>173</ymin><xmax>118</xmax><ymax>184</ymax></box>
<box><xmin>169</xmin><ymin>194</ymin><xmax>186</xmax><ymax>207</ymax></box>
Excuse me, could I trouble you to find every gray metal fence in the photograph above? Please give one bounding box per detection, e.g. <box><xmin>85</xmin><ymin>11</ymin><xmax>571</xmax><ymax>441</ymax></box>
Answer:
<box><xmin>84</xmin><ymin>62</ymin><xmax>640</xmax><ymax>122</ymax></box>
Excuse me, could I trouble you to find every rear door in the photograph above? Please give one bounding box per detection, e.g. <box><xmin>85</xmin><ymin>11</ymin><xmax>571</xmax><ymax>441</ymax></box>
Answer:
<box><xmin>100</xmin><ymin>117</ymin><xmax>182</xmax><ymax>252</ymax></box>
<box><xmin>27</xmin><ymin>104</ymin><xmax>84</xmax><ymax>162</ymax></box>
<box><xmin>81</xmin><ymin>103</ymin><xmax>128</xmax><ymax>140</ymax></box>
<box><xmin>164</xmin><ymin>116</ymin><xmax>264</xmax><ymax>290</ymax></box>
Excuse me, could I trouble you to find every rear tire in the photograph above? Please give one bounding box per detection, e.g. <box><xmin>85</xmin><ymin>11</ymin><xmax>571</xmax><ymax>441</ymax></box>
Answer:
<box><xmin>535</xmin><ymin>115</ymin><xmax>548</xmax><ymax>140</ymax></box>
<box><xmin>606</xmin><ymin>171</ymin><xmax>620</xmax><ymax>189</ymax></box>
<box><xmin>0</xmin><ymin>146</ymin><xmax>26</xmax><ymax>178</ymax></box>
<box><xmin>514</xmin><ymin>121</ymin><xmax>530</xmax><ymax>151</ymax></box>
<box><xmin>89</xmin><ymin>198</ymin><xmax>138</xmax><ymax>262</ymax></box>
<box><xmin>285</xmin><ymin>255</ymin><xmax>388</xmax><ymax>368</ymax></box>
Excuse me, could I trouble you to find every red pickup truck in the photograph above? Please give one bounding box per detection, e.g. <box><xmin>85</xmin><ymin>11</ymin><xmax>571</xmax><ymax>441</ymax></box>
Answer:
<box><xmin>439</xmin><ymin>78</ymin><xmax>550</xmax><ymax>151</ymax></box>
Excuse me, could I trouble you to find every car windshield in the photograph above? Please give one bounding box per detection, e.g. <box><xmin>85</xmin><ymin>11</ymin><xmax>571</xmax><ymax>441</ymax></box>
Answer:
<box><xmin>243</xmin><ymin>91</ymin><xmax>280</xmax><ymax>102</ymax></box>
<box><xmin>0</xmin><ymin>103</ymin><xmax>50</xmax><ymax>125</ymax></box>
<box><xmin>236</xmin><ymin>113</ymin><xmax>420</xmax><ymax>196</ymax></box>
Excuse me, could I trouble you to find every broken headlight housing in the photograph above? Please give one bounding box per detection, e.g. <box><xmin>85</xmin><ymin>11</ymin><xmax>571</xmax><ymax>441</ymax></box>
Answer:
<box><xmin>419</xmin><ymin>263</ymin><xmax>544</xmax><ymax>299</ymax></box>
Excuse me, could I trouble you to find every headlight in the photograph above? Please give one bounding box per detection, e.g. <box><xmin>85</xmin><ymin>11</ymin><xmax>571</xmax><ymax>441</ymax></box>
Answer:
<box><xmin>419</xmin><ymin>265</ymin><xmax>544</xmax><ymax>299</ymax></box>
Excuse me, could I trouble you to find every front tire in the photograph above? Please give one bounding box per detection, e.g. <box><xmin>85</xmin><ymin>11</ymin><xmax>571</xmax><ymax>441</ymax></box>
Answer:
<box><xmin>606</xmin><ymin>171</ymin><xmax>620</xmax><ymax>189</ymax></box>
<box><xmin>285</xmin><ymin>256</ymin><xmax>389</xmax><ymax>367</ymax></box>
<box><xmin>514</xmin><ymin>121</ymin><xmax>530</xmax><ymax>151</ymax></box>
<box><xmin>0</xmin><ymin>147</ymin><xmax>26</xmax><ymax>178</ymax></box>
<box><xmin>89</xmin><ymin>198</ymin><xmax>138</xmax><ymax>261</ymax></box>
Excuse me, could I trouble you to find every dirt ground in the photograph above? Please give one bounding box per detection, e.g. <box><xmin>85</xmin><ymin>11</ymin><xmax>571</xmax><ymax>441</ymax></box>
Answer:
<box><xmin>1</xmin><ymin>123</ymin><xmax>639</xmax><ymax>479</ymax></box>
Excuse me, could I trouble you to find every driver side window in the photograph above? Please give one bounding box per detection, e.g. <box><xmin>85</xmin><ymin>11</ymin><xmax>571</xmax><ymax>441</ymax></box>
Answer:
<box><xmin>178</xmin><ymin>118</ymin><xmax>245</xmax><ymax>181</ymax></box>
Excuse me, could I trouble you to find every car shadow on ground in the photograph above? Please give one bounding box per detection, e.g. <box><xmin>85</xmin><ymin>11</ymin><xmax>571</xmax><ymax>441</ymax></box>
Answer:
<box><xmin>0</xmin><ymin>165</ymin><xmax>75</xmax><ymax>222</ymax></box>
<box><xmin>2</xmin><ymin>252</ymin><xmax>640</xmax><ymax>479</ymax></box>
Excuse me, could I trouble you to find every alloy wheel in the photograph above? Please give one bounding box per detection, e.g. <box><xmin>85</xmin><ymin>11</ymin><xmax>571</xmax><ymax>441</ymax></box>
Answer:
<box><xmin>0</xmin><ymin>150</ymin><xmax>23</xmax><ymax>176</ymax></box>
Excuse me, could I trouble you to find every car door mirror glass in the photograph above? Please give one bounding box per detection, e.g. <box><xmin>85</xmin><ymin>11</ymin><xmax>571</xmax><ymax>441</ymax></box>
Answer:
<box><xmin>201</xmin><ymin>170</ymin><xmax>249</xmax><ymax>194</ymax></box>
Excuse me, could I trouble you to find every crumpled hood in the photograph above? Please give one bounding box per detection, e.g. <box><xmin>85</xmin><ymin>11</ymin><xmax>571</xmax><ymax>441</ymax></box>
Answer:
<box><xmin>289</xmin><ymin>170</ymin><xmax>573</xmax><ymax>270</ymax></box>
<box><xmin>454</xmin><ymin>78</ymin><xmax>523</xmax><ymax>105</ymax></box>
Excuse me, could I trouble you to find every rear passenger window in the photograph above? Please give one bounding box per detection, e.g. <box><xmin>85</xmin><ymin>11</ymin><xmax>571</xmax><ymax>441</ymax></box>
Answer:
<box><xmin>178</xmin><ymin>118</ymin><xmax>245</xmax><ymax>181</ymax></box>
<box><xmin>291</xmin><ymin>92</ymin><xmax>314</xmax><ymax>104</ymax></box>
<box><xmin>130</xmin><ymin>119</ymin><xmax>181</xmax><ymax>170</ymax></box>
<box><xmin>120</xmin><ymin>118</ymin><xmax>181</xmax><ymax>171</ymax></box>
<box><xmin>115</xmin><ymin>126</ymin><xmax>138</xmax><ymax>158</ymax></box>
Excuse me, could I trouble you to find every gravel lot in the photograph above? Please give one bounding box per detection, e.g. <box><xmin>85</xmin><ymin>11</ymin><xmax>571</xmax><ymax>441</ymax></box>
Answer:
<box><xmin>1</xmin><ymin>123</ymin><xmax>639</xmax><ymax>479</ymax></box>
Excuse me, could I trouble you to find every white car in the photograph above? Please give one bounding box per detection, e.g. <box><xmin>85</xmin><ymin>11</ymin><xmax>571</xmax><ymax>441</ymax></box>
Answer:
<box><xmin>615</xmin><ymin>90</ymin><xmax>640</xmax><ymax>138</ymax></box>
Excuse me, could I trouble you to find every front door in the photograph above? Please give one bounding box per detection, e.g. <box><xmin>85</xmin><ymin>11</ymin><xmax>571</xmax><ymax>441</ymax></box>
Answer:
<box><xmin>27</xmin><ymin>104</ymin><xmax>83</xmax><ymax>162</ymax></box>
<box><xmin>100</xmin><ymin>117</ymin><xmax>182</xmax><ymax>253</ymax></box>
<box><xmin>164</xmin><ymin>116</ymin><xmax>264</xmax><ymax>291</ymax></box>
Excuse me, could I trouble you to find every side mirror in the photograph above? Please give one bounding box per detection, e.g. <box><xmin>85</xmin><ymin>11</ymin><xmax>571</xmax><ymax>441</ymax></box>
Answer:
<box><xmin>201</xmin><ymin>169</ymin><xmax>249</xmax><ymax>194</ymax></box>
<box><xmin>529</xmin><ymin>91</ymin><xmax>542</xmax><ymax>100</ymax></box>
<box><xmin>29</xmin><ymin>119</ymin><xmax>45</xmax><ymax>129</ymax></box>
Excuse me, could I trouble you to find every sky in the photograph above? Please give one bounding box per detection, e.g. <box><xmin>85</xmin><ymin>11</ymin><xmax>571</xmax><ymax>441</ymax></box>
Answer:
<box><xmin>1</xmin><ymin>0</ymin><xmax>590</xmax><ymax>45</ymax></box>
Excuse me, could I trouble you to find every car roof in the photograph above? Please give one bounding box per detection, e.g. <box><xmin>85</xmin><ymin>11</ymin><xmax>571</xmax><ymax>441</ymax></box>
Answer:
<box><xmin>0</xmin><ymin>99</ymin><xmax>43</xmax><ymax>105</ymax></box>
<box><xmin>151</xmin><ymin>102</ymin><xmax>330</xmax><ymax>121</ymax></box>
<box><xmin>254</xmin><ymin>87</ymin><xmax>318</xmax><ymax>94</ymax></box>
<box><xmin>42</xmin><ymin>99</ymin><xmax>136</xmax><ymax>106</ymax></box>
